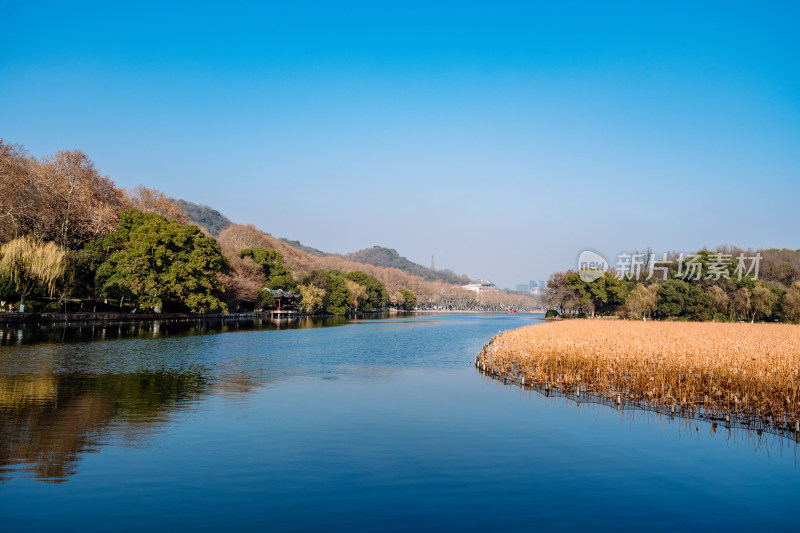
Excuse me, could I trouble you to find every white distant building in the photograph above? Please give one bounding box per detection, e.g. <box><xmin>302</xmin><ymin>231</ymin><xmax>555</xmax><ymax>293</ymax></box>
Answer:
<box><xmin>529</xmin><ymin>280</ymin><xmax>546</xmax><ymax>296</ymax></box>
<box><xmin>462</xmin><ymin>279</ymin><xmax>496</xmax><ymax>294</ymax></box>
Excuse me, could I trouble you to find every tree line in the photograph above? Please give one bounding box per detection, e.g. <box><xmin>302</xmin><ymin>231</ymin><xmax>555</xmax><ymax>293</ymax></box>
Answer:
<box><xmin>0</xmin><ymin>139</ymin><xmax>424</xmax><ymax>314</ymax></box>
<box><xmin>1</xmin><ymin>138</ymin><xmax>539</xmax><ymax>313</ymax></box>
<box><xmin>545</xmin><ymin>248</ymin><xmax>800</xmax><ymax>323</ymax></box>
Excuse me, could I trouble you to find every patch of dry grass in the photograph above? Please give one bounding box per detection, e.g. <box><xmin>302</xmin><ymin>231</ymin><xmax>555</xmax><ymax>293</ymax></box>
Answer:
<box><xmin>478</xmin><ymin>321</ymin><xmax>800</xmax><ymax>431</ymax></box>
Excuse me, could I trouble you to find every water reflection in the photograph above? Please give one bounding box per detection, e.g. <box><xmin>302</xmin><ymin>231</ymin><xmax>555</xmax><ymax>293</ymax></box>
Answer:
<box><xmin>1</xmin><ymin>313</ymin><xmax>799</xmax><ymax>532</ymax></box>
<box><xmin>0</xmin><ymin>314</ymin><xmax>417</xmax><ymax>484</ymax></box>
<box><xmin>0</xmin><ymin>315</ymin><xmax>362</xmax><ymax>347</ymax></box>
<box><xmin>0</xmin><ymin>372</ymin><xmax>208</xmax><ymax>483</ymax></box>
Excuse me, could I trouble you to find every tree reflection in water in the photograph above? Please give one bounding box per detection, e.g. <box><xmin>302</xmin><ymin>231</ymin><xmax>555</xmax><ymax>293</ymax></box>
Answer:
<box><xmin>0</xmin><ymin>372</ymin><xmax>207</xmax><ymax>483</ymax></box>
<box><xmin>0</xmin><ymin>313</ymin><xmax>408</xmax><ymax>483</ymax></box>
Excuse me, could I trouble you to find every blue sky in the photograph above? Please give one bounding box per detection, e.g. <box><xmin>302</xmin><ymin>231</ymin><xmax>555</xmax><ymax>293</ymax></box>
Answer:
<box><xmin>2</xmin><ymin>1</ymin><xmax>798</xmax><ymax>287</ymax></box>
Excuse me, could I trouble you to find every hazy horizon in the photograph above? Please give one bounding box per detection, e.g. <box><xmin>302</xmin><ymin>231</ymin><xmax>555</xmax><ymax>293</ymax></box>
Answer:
<box><xmin>3</xmin><ymin>1</ymin><xmax>798</xmax><ymax>288</ymax></box>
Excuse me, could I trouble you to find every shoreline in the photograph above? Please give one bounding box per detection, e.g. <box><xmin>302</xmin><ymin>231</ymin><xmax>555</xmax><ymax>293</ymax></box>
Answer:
<box><xmin>476</xmin><ymin>320</ymin><xmax>800</xmax><ymax>442</ymax></box>
<box><xmin>411</xmin><ymin>309</ymin><xmax>543</xmax><ymax>314</ymax></box>
<box><xmin>0</xmin><ymin>309</ymin><xmax>544</xmax><ymax>325</ymax></box>
<box><xmin>0</xmin><ymin>311</ymin><xmax>258</xmax><ymax>326</ymax></box>
<box><xmin>475</xmin><ymin>359</ymin><xmax>797</xmax><ymax>443</ymax></box>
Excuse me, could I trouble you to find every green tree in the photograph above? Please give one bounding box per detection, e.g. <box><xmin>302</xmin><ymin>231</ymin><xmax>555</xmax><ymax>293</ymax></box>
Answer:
<box><xmin>344</xmin><ymin>271</ymin><xmax>387</xmax><ymax>311</ymax></box>
<box><xmin>325</xmin><ymin>273</ymin><xmax>351</xmax><ymax>315</ymax></box>
<box><xmin>397</xmin><ymin>287</ymin><xmax>417</xmax><ymax>310</ymax></box>
<box><xmin>96</xmin><ymin>210</ymin><xmax>227</xmax><ymax>312</ymax></box>
<box><xmin>298</xmin><ymin>269</ymin><xmax>331</xmax><ymax>292</ymax></box>
<box><xmin>239</xmin><ymin>247</ymin><xmax>296</xmax><ymax>291</ymax></box>
<box><xmin>62</xmin><ymin>240</ymin><xmax>108</xmax><ymax>302</ymax></box>
<box><xmin>749</xmin><ymin>285</ymin><xmax>777</xmax><ymax>323</ymax></box>
<box><xmin>266</xmin><ymin>272</ymin><xmax>297</xmax><ymax>292</ymax></box>
<box><xmin>0</xmin><ymin>275</ymin><xmax>16</xmax><ymax>303</ymax></box>
<box><xmin>565</xmin><ymin>271</ymin><xmax>627</xmax><ymax>316</ymax></box>
<box><xmin>684</xmin><ymin>285</ymin><xmax>712</xmax><ymax>321</ymax></box>
<box><xmin>296</xmin><ymin>269</ymin><xmax>351</xmax><ymax>314</ymax></box>
<box><xmin>657</xmin><ymin>279</ymin><xmax>691</xmax><ymax>318</ymax></box>
<box><xmin>238</xmin><ymin>247</ymin><xmax>284</xmax><ymax>274</ymax></box>
<box><xmin>257</xmin><ymin>288</ymin><xmax>276</xmax><ymax>310</ymax></box>
<box><xmin>564</xmin><ymin>272</ymin><xmax>593</xmax><ymax>314</ymax></box>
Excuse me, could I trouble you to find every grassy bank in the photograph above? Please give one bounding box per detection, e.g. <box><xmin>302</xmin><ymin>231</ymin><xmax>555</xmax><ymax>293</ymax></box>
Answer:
<box><xmin>477</xmin><ymin>321</ymin><xmax>800</xmax><ymax>436</ymax></box>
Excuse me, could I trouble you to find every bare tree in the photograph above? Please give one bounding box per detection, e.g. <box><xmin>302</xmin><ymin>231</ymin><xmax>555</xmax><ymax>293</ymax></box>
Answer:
<box><xmin>127</xmin><ymin>185</ymin><xmax>188</xmax><ymax>225</ymax></box>
<box><xmin>40</xmin><ymin>150</ymin><xmax>126</xmax><ymax>249</ymax></box>
<box><xmin>0</xmin><ymin>140</ymin><xmax>38</xmax><ymax>242</ymax></box>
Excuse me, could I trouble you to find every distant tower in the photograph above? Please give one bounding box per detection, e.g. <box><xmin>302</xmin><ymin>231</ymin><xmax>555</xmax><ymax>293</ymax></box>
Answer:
<box><xmin>430</xmin><ymin>255</ymin><xmax>435</xmax><ymax>271</ymax></box>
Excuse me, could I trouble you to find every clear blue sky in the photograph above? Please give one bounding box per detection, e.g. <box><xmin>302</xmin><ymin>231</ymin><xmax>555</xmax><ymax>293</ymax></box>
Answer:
<box><xmin>2</xmin><ymin>1</ymin><xmax>798</xmax><ymax>288</ymax></box>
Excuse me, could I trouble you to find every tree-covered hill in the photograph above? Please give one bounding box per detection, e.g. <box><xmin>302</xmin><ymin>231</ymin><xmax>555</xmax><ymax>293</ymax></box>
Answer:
<box><xmin>279</xmin><ymin>238</ymin><xmax>328</xmax><ymax>258</ymax></box>
<box><xmin>175</xmin><ymin>199</ymin><xmax>232</xmax><ymax>237</ymax></box>
<box><xmin>174</xmin><ymin>197</ymin><xmax>471</xmax><ymax>284</ymax></box>
<box><xmin>343</xmin><ymin>246</ymin><xmax>470</xmax><ymax>285</ymax></box>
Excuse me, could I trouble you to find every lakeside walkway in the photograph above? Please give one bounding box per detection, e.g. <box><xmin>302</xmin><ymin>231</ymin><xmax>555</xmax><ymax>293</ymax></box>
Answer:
<box><xmin>0</xmin><ymin>311</ymin><xmax>258</xmax><ymax>325</ymax></box>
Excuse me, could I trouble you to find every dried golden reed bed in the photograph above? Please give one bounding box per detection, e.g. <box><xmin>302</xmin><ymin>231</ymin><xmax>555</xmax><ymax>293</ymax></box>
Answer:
<box><xmin>478</xmin><ymin>320</ymin><xmax>800</xmax><ymax>431</ymax></box>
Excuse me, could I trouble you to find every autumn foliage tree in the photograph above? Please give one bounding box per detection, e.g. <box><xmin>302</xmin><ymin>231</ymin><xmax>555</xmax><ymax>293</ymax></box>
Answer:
<box><xmin>127</xmin><ymin>185</ymin><xmax>189</xmax><ymax>225</ymax></box>
<box><xmin>0</xmin><ymin>141</ymin><xmax>125</xmax><ymax>249</ymax></box>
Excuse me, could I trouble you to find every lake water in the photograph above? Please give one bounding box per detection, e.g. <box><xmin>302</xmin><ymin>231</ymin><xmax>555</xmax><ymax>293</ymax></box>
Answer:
<box><xmin>0</xmin><ymin>313</ymin><xmax>798</xmax><ymax>531</ymax></box>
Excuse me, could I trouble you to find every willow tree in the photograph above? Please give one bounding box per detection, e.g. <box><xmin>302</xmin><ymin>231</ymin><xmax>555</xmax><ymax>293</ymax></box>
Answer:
<box><xmin>297</xmin><ymin>284</ymin><xmax>325</xmax><ymax>314</ymax></box>
<box><xmin>783</xmin><ymin>282</ymin><xmax>800</xmax><ymax>323</ymax></box>
<box><xmin>345</xmin><ymin>280</ymin><xmax>367</xmax><ymax>311</ymax></box>
<box><xmin>0</xmin><ymin>236</ymin><xmax>66</xmax><ymax>309</ymax></box>
<box><xmin>626</xmin><ymin>284</ymin><xmax>658</xmax><ymax>320</ymax></box>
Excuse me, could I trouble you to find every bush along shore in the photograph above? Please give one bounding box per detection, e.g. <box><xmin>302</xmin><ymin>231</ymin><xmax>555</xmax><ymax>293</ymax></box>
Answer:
<box><xmin>475</xmin><ymin>320</ymin><xmax>800</xmax><ymax>441</ymax></box>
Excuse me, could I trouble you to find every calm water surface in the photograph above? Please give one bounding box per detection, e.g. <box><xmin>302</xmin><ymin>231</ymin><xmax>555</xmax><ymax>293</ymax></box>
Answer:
<box><xmin>0</xmin><ymin>313</ymin><xmax>798</xmax><ymax>531</ymax></box>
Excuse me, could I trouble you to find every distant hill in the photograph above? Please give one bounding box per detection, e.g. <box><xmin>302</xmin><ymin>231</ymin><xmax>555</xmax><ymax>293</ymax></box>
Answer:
<box><xmin>176</xmin><ymin>199</ymin><xmax>232</xmax><ymax>237</ymax></box>
<box><xmin>175</xmin><ymin>200</ymin><xmax>472</xmax><ymax>283</ymax></box>
<box><xmin>280</xmin><ymin>238</ymin><xmax>328</xmax><ymax>258</ymax></box>
<box><xmin>342</xmin><ymin>246</ymin><xmax>471</xmax><ymax>285</ymax></box>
